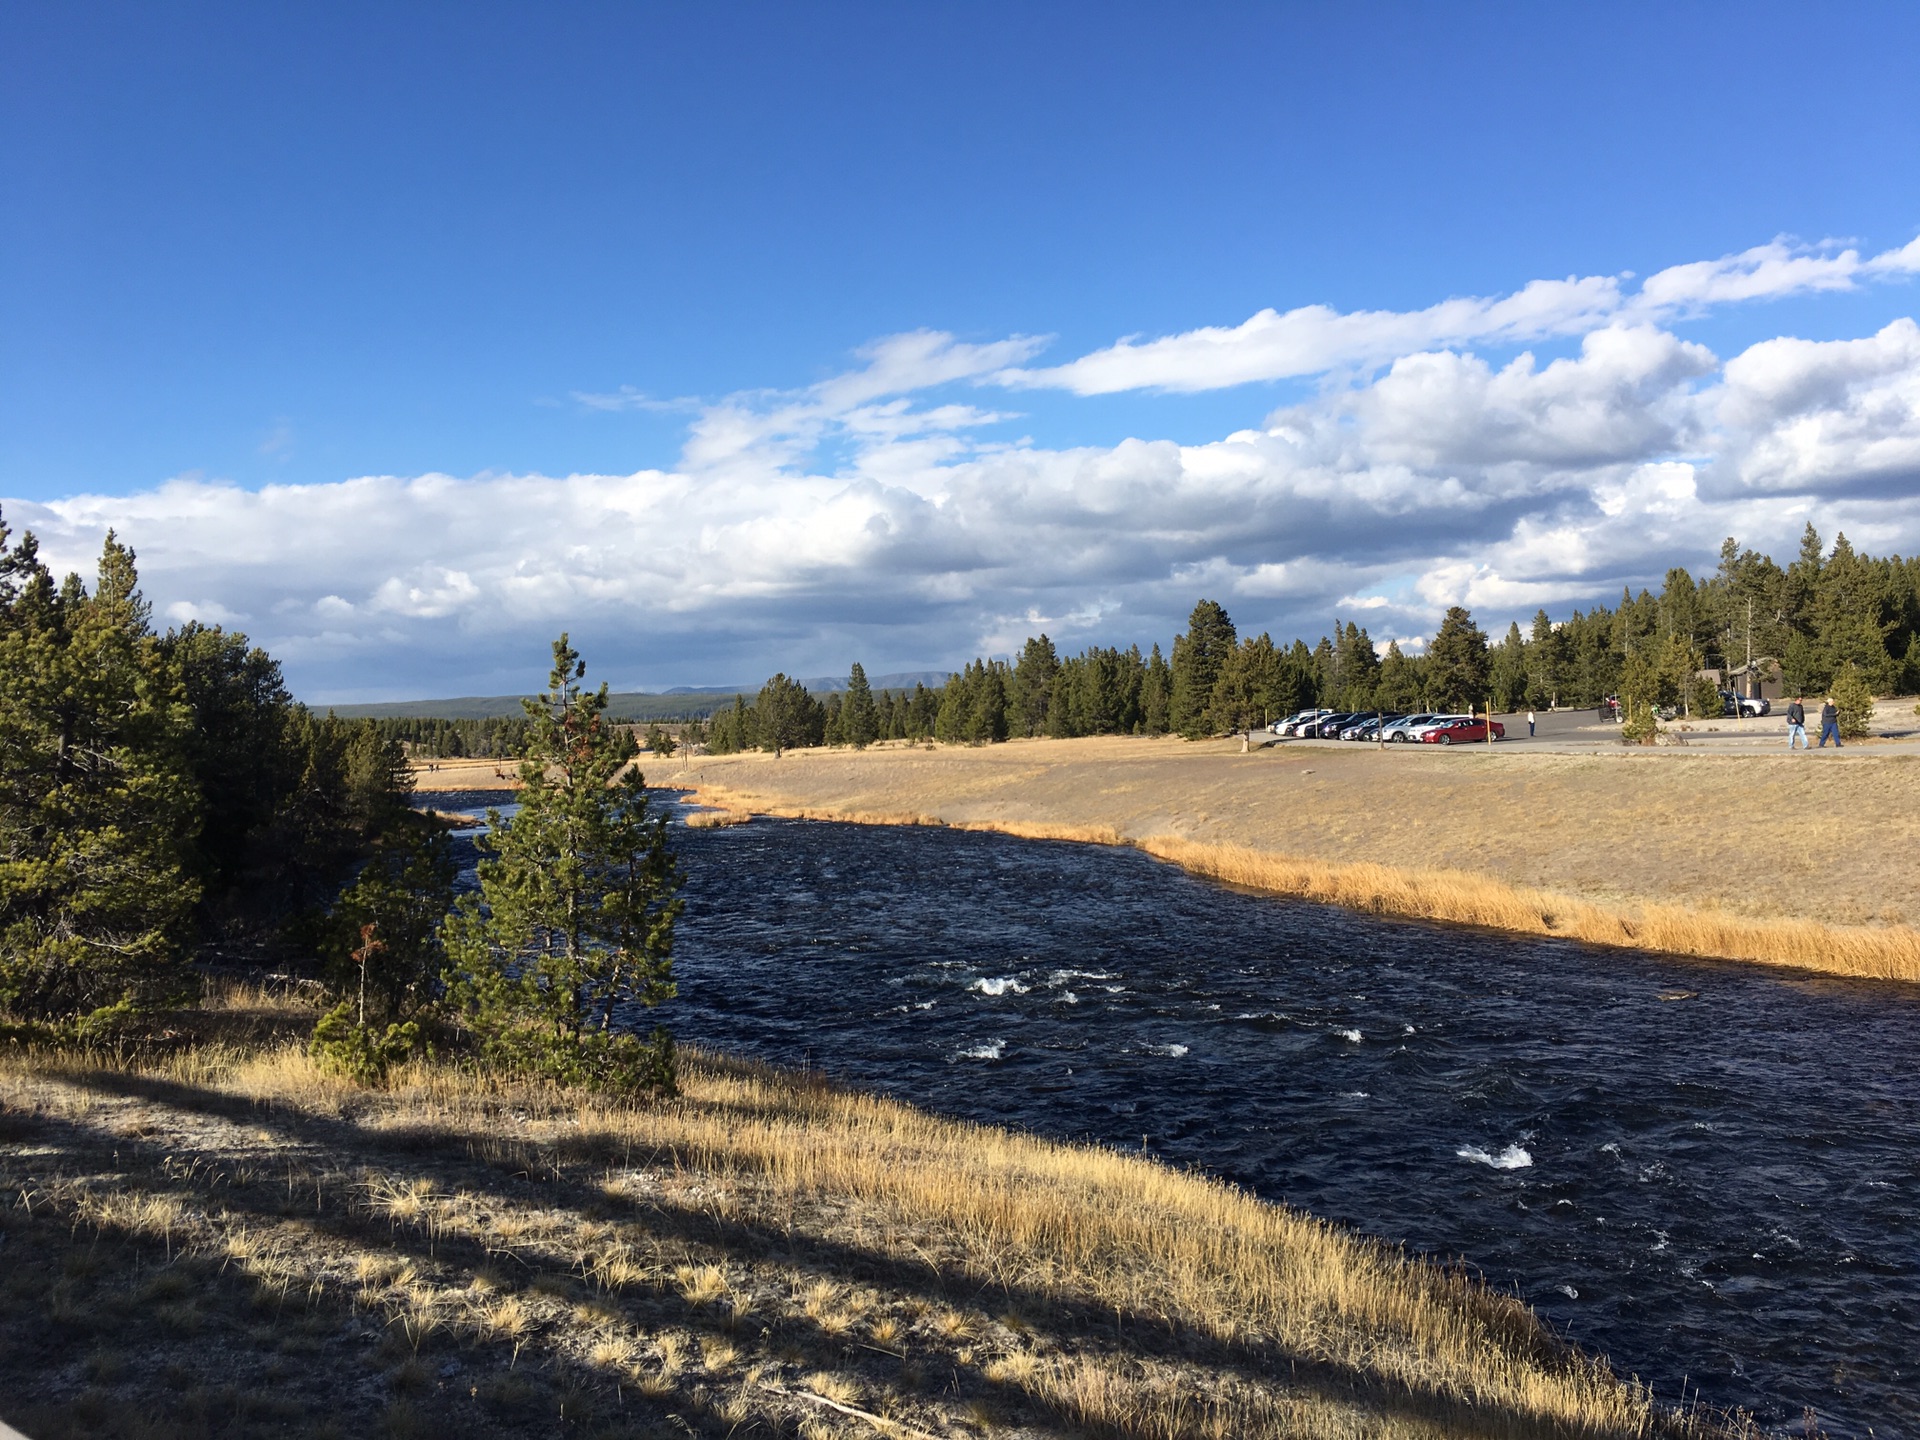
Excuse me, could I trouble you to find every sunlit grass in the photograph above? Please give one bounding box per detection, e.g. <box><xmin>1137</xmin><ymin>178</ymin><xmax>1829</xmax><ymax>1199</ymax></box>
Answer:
<box><xmin>0</xmin><ymin>983</ymin><xmax>1744</xmax><ymax>1437</ymax></box>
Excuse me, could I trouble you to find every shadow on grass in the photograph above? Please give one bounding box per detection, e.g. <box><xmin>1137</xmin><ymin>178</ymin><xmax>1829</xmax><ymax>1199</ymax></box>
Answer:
<box><xmin>0</xmin><ymin>1061</ymin><xmax>1738</xmax><ymax>1440</ymax></box>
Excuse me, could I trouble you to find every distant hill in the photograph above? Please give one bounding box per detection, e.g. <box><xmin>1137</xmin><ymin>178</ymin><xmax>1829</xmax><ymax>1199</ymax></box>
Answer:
<box><xmin>319</xmin><ymin>670</ymin><xmax>957</xmax><ymax>722</ymax></box>
<box><xmin>796</xmin><ymin>670</ymin><xmax>953</xmax><ymax>693</ymax></box>
<box><xmin>322</xmin><ymin>692</ymin><xmax>735</xmax><ymax>722</ymax></box>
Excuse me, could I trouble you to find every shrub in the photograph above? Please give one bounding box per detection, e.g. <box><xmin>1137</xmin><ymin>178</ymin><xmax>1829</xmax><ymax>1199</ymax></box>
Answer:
<box><xmin>309</xmin><ymin>1002</ymin><xmax>420</xmax><ymax>1086</ymax></box>
<box><xmin>1831</xmin><ymin>664</ymin><xmax>1874</xmax><ymax>739</ymax></box>
<box><xmin>1619</xmin><ymin>700</ymin><xmax>1660</xmax><ymax>745</ymax></box>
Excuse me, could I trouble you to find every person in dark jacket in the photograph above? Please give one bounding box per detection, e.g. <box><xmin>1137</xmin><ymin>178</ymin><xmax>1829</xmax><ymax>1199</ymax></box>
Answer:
<box><xmin>1786</xmin><ymin>697</ymin><xmax>1808</xmax><ymax>750</ymax></box>
<box><xmin>1818</xmin><ymin>696</ymin><xmax>1842</xmax><ymax>748</ymax></box>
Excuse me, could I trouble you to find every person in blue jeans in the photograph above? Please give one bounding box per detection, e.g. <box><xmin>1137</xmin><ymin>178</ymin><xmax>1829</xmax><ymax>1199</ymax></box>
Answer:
<box><xmin>1785</xmin><ymin>696</ymin><xmax>1808</xmax><ymax>749</ymax></box>
<box><xmin>1818</xmin><ymin>696</ymin><xmax>1843</xmax><ymax>748</ymax></box>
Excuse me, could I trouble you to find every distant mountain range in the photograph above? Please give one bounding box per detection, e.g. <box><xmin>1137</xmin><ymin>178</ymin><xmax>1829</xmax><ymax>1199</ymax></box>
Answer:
<box><xmin>320</xmin><ymin>670</ymin><xmax>956</xmax><ymax>721</ymax></box>
<box><xmin>666</xmin><ymin>670</ymin><xmax>952</xmax><ymax>695</ymax></box>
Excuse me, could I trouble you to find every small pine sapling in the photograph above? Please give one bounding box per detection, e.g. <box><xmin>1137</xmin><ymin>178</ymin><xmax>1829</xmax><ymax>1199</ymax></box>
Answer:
<box><xmin>1830</xmin><ymin>664</ymin><xmax>1875</xmax><ymax>739</ymax></box>
<box><xmin>311</xmin><ymin>925</ymin><xmax>421</xmax><ymax>1086</ymax></box>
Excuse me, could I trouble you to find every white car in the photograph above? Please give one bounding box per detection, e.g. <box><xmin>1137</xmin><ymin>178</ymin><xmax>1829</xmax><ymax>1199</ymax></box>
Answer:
<box><xmin>1271</xmin><ymin>709</ymin><xmax>1332</xmax><ymax>737</ymax></box>
<box><xmin>1379</xmin><ymin>713</ymin><xmax>1442</xmax><ymax>742</ymax></box>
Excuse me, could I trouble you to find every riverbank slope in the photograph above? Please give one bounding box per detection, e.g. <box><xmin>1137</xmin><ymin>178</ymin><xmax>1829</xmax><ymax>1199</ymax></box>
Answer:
<box><xmin>0</xmin><ymin>982</ymin><xmax>1681</xmax><ymax>1439</ymax></box>
<box><xmin>647</xmin><ymin>737</ymin><xmax>1920</xmax><ymax>982</ymax></box>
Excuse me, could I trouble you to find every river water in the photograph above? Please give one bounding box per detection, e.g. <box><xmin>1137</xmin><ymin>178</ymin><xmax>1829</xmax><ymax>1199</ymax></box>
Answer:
<box><xmin>438</xmin><ymin>791</ymin><xmax>1918</xmax><ymax>1436</ymax></box>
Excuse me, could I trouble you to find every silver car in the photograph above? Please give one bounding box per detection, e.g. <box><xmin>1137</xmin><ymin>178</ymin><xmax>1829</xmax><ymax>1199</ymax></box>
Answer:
<box><xmin>1379</xmin><ymin>713</ymin><xmax>1441</xmax><ymax>742</ymax></box>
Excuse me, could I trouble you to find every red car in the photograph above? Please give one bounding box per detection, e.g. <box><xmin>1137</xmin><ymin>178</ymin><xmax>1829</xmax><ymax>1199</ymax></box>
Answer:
<box><xmin>1420</xmin><ymin>717</ymin><xmax>1504</xmax><ymax>744</ymax></box>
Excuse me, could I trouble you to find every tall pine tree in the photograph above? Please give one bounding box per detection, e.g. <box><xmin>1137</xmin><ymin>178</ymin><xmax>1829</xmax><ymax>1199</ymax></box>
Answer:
<box><xmin>444</xmin><ymin>637</ymin><xmax>683</xmax><ymax>1093</ymax></box>
<box><xmin>1169</xmin><ymin>599</ymin><xmax>1237</xmax><ymax>737</ymax></box>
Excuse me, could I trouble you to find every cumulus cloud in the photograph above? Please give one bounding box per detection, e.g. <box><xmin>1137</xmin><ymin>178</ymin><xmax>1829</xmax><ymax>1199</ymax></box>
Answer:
<box><xmin>8</xmin><ymin>236</ymin><xmax>1920</xmax><ymax>699</ymax></box>
<box><xmin>1002</xmin><ymin>237</ymin><xmax>1920</xmax><ymax>396</ymax></box>
<box><xmin>1713</xmin><ymin>318</ymin><xmax>1920</xmax><ymax>497</ymax></box>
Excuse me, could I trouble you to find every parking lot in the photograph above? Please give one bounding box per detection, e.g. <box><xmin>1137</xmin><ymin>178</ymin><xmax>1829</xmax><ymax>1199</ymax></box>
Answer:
<box><xmin>1261</xmin><ymin>701</ymin><xmax>1920</xmax><ymax>754</ymax></box>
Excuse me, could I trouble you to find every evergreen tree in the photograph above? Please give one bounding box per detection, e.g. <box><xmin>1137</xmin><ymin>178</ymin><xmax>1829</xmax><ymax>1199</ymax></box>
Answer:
<box><xmin>444</xmin><ymin>637</ymin><xmax>682</xmax><ymax>1093</ymax></box>
<box><xmin>0</xmin><ymin>528</ymin><xmax>201</xmax><ymax>1025</ymax></box>
<box><xmin>841</xmin><ymin>662</ymin><xmax>878</xmax><ymax>749</ymax></box>
<box><xmin>755</xmin><ymin>673</ymin><xmax>824</xmax><ymax>756</ymax></box>
<box><xmin>1426</xmin><ymin>607</ymin><xmax>1490</xmax><ymax>711</ymax></box>
<box><xmin>906</xmin><ymin>682</ymin><xmax>938</xmax><ymax>739</ymax></box>
<box><xmin>1010</xmin><ymin>636</ymin><xmax>1059</xmax><ymax>738</ymax></box>
<box><xmin>1308</xmin><ymin>636</ymin><xmax>1335</xmax><ymax>703</ymax></box>
<box><xmin>1141</xmin><ymin>644</ymin><xmax>1171</xmax><ymax>734</ymax></box>
<box><xmin>322</xmin><ymin>817</ymin><xmax>457</xmax><ymax>1025</ymax></box>
<box><xmin>1490</xmin><ymin>622</ymin><xmax>1528</xmax><ymax>711</ymax></box>
<box><xmin>1830</xmin><ymin>663</ymin><xmax>1875</xmax><ymax>738</ymax></box>
<box><xmin>1333</xmin><ymin>622</ymin><xmax>1380</xmax><ymax>709</ymax></box>
<box><xmin>1374</xmin><ymin>641</ymin><xmax>1421</xmax><ymax>712</ymax></box>
<box><xmin>1525</xmin><ymin>609</ymin><xmax>1566</xmax><ymax>708</ymax></box>
<box><xmin>1169</xmin><ymin>599</ymin><xmax>1236</xmax><ymax>737</ymax></box>
<box><xmin>1812</xmin><ymin>533</ymin><xmax>1896</xmax><ymax>689</ymax></box>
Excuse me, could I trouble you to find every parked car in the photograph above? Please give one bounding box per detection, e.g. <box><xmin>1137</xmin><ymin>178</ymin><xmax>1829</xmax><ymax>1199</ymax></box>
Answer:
<box><xmin>1270</xmin><ymin>708</ymin><xmax>1332</xmax><ymax>736</ymax></box>
<box><xmin>1719</xmin><ymin>690</ymin><xmax>1771</xmax><ymax>718</ymax></box>
<box><xmin>1338</xmin><ymin>713</ymin><xmax>1379</xmax><ymax>740</ymax></box>
<box><xmin>1380</xmin><ymin>712</ymin><xmax>1442</xmax><ymax>742</ymax></box>
<box><xmin>1420</xmin><ymin>717</ymin><xmax>1505</xmax><ymax>744</ymax></box>
<box><xmin>1309</xmin><ymin>712</ymin><xmax>1360</xmax><ymax>738</ymax></box>
<box><xmin>1340</xmin><ymin>712</ymin><xmax>1403</xmax><ymax>740</ymax></box>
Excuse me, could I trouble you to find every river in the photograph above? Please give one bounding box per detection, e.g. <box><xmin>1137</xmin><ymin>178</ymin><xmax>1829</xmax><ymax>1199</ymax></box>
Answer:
<box><xmin>438</xmin><ymin>790</ymin><xmax>1918</xmax><ymax>1436</ymax></box>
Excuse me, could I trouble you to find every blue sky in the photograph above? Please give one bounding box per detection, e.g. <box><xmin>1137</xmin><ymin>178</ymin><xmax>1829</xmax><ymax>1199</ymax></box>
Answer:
<box><xmin>5</xmin><ymin>3</ymin><xmax>1919</xmax><ymax>699</ymax></box>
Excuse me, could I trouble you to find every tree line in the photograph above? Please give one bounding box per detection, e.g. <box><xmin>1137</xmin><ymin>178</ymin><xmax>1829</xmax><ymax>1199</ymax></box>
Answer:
<box><xmin>0</xmin><ymin>519</ymin><xmax>416</xmax><ymax>1031</ymax></box>
<box><xmin>366</xmin><ymin>715</ymin><xmax>535</xmax><ymax>759</ymax></box>
<box><xmin>0</xmin><ymin>514</ymin><xmax>683</xmax><ymax>1095</ymax></box>
<box><xmin>701</xmin><ymin>525</ymin><xmax>1920</xmax><ymax>753</ymax></box>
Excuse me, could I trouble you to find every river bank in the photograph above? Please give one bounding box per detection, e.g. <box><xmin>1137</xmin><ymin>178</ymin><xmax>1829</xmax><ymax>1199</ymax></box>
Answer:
<box><xmin>636</xmin><ymin>735</ymin><xmax>1920</xmax><ymax>982</ymax></box>
<box><xmin>0</xmin><ymin>980</ymin><xmax>1689</xmax><ymax>1440</ymax></box>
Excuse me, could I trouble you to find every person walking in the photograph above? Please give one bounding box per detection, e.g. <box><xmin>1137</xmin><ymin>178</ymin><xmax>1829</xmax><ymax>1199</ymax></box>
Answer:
<box><xmin>1527</xmin><ymin>708</ymin><xmax>1536</xmax><ymax>738</ymax></box>
<box><xmin>1818</xmin><ymin>695</ymin><xmax>1843</xmax><ymax>748</ymax></box>
<box><xmin>1785</xmin><ymin>696</ymin><xmax>1808</xmax><ymax>750</ymax></box>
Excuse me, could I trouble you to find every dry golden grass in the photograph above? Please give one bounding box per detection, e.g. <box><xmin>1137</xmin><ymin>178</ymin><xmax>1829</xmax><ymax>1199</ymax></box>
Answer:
<box><xmin>0</xmin><ymin>987</ymin><xmax>1746</xmax><ymax>1439</ymax></box>
<box><xmin>667</xmin><ymin>736</ymin><xmax>1920</xmax><ymax>983</ymax></box>
<box><xmin>1137</xmin><ymin>837</ymin><xmax>1920</xmax><ymax>982</ymax></box>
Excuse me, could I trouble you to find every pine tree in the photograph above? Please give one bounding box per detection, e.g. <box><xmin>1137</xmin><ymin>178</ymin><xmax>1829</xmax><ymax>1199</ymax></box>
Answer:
<box><xmin>1141</xmin><ymin>644</ymin><xmax>1171</xmax><ymax>734</ymax></box>
<box><xmin>1490</xmin><ymin>622</ymin><xmax>1528</xmax><ymax>711</ymax></box>
<box><xmin>1830</xmin><ymin>663</ymin><xmax>1875</xmax><ymax>739</ymax></box>
<box><xmin>0</xmin><ymin>527</ymin><xmax>201</xmax><ymax>1026</ymax></box>
<box><xmin>1375</xmin><ymin>641</ymin><xmax>1421</xmax><ymax>713</ymax></box>
<box><xmin>1010</xmin><ymin>636</ymin><xmax>1059</xmax><ymax>738</ymax></box>
<box><xmin>1333</xmin><ymin>623</ymin><xmax>1380</xmax><ymax>709</ymax></box>
<box><xmin>322</xmin><ymin>816</ymin><xmax>456</xmax><ymax>1025</ymax></box>
<box><xmin>1426</xmin><ymin>607</ymin><xmax>1490</xmax><ymax>711</ymax></box>
<box><xmin>1525</xmin><ymin>609</ymin><xmax>1566</xmax><ymax>708</ymax></box>
<box><xmin>755</xmin><ymin>674</ymin><xmax>823</xmax><ymax>756</ymax></box>
<box><xmin>842</xmin><ymin>662</ymin><xmax>878</xmax><ymax>749</ymax></box>
<box><xmin>1169</xmin><ymin>599</ymin><xmax>1236</xmax><ymax>737</ymax></box>
<box><xmin>444</xmin><ymin>637</ymin><xmax>682</xmax><ymax>1093</ymax></box>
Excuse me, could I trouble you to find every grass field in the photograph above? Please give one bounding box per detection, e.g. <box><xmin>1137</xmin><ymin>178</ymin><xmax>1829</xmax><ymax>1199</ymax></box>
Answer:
<box><xmin>0</xmin><ymin>981</ymin><xmax>1741</xmax><ymax>1440</ymax></box>
<box><xmin>644</xmin><ymin>735</ymin><xmax>1920</xmax><ymax>983</ymax></box>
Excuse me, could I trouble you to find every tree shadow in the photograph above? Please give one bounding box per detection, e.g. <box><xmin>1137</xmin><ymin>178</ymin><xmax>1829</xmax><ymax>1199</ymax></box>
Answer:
<box><xmin>8</xmin><ymin>1062</ymin><xmax>1717</xmax><ymax>1439</ymax></box>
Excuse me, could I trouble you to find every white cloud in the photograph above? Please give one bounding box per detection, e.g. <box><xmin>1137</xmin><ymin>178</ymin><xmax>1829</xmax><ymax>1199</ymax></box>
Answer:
<box><xmin>1000</xmin><ymin>236</ymin><xmax>1920</xmax><ymax>396</ymax></box>
<box><xmin>9</xmin><ymin>236</ymin><xmax>1920</xmax><ymax>699</ymax></box>
<box><xmin>164</xmin><ymin>598</ymin><xmax>247</xmax><ymax>626</ymax></box>
<box><xmin>1714</xmin><ymin>318</ymin><xmax>1920</xmax><ymax>495</ymax></box>
<box><xmin>998</xmin><ymin>276</ymin><xmax>1624</xmax><ymax>395</ymax></box>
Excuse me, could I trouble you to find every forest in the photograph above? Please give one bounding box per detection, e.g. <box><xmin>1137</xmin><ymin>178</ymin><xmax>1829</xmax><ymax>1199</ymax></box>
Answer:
<box><xmin>702</xmin><ymin>525</ymin><xmax>1920</xmax><ymax>750</ymax></box>
<box><xmin>0</xmin><ymin>514</ymin><xmax>680</xmax><ymax>1091</ymax></box>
